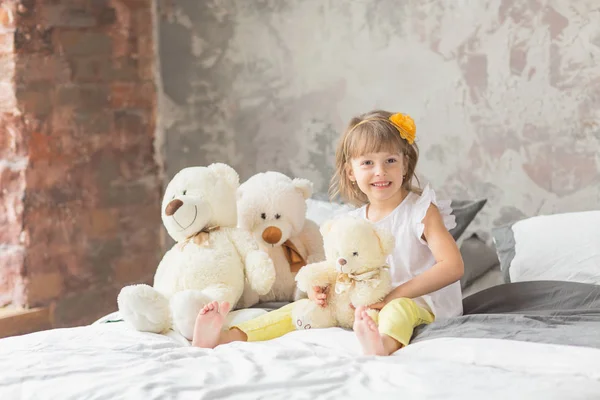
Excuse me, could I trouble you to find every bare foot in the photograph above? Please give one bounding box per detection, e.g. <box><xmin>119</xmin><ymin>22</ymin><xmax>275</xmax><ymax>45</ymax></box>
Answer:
<box><xmin>191</xmin><ymin>301</ymin><xmax>231</xmax><ymax>348</ymax></box>
<box><xmin>353</xmin><ymin>306</ymin><xmax>387</xmax><ymax>356</ymax></box>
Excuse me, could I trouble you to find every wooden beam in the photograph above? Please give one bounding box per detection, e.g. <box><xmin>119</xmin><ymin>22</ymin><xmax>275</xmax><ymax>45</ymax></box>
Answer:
<box><xmin>0</xmin><ymin>307</ymin><xmax>52</xmax><ymax>339</ymax></box>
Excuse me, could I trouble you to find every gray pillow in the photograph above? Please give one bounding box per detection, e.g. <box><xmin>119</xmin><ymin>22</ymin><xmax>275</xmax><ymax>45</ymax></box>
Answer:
<box><xmin>459</xmin><ymin>233</ymin><xmax>500</xmax><ymax>289</ymax></box>
<box><xmin>491</xmin><ymin>223</ymin><xmax>517</xmax><ymax>283</ymax></box>
<box><xmin>449</xmin><ymin>198</ymin><xmax>488</xmax><ymax>240</ymax></box>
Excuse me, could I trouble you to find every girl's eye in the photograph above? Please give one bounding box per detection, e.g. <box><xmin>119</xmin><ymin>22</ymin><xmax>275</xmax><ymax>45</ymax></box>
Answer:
<box><xmin>387</xmin><ymin>158</ymin><xmax>397</xmax><ymax>163</ymax></box>
<box><xmin>353</xmin><ymin>252</ymin><xmax>359</xmax><ymax>256</ymax></box>
<box><xmin>261</xmin><ymin>213</ymin><xmax>266</xmax><ymax>220</ymax></box>
<box><xmin>361</xmin><ymin>160</ymin><xmax>372</xmax><ymax>166</ymax></box>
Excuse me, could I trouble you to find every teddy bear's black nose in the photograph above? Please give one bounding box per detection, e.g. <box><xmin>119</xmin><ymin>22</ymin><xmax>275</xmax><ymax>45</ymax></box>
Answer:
<box><xmin>338</xmin><ymin>258</ymin><xmax>347</xmax><ymax>266</ymax></box>
<box><xmin>165</xmin><ymin>199</ymin><xmax>183</xmax><ymax>216</ymax></box>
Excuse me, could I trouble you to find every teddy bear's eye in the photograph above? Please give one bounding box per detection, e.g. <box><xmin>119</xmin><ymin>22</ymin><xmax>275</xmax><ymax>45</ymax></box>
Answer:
<box><xmin>275</xmin><ymin>214</ymin><xmax>281</xmax><ymax>219</ymax></box>
<box><xmin>261</xmin><ymin>213</ymin><xmax>266</xmax><ymax>220</ymax></box>
<box><xmin>182</xmin><ymin>190</ymin><xmax>187</xmax><ymax>195</ymax></box>
<box><xmin>352</xmin><ymin>252</ymin><xmax>359</xmax><ymax>257</ymax></box>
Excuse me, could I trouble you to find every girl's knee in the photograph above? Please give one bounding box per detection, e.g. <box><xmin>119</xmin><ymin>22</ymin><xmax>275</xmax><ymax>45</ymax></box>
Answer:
<box><xmin>385</xmin><ymin>297</ymin><xmax>413</xmax><ymax>307</ymax></box>
<box><xmin>384</xmin><ymin>297</ymin><xmax>414</xmax><ymax>310</ymax></box>
<box><xmin>380</xmin><ymin>298</ymin><xmax>415</xmax><ymax>319</ymax></box>
<box><xmin>382</xmin><ymin>298</ymin><xmax>435</xmax><ymax>325</ymax></box>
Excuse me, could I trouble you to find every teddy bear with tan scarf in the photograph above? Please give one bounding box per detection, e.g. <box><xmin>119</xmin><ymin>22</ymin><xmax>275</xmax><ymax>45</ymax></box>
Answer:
<box><xmin>235</xmin><ymin>171</ymin><xmax>326</xmax><ymax>308</ymax></box>
<box><xmin>291</xmin><ymin>215</ymin><xmax>394</xmax><ymax>330</ymax></box>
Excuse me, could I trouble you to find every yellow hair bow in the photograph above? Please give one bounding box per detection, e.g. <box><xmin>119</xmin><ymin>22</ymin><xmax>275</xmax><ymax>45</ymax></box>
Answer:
<box><xmin>388</xmin><ymin>113</ymin><xmax>416</xmax><ymax>144</ymax></box>
<box><xmin>348</xmin><ymin>112</ymin><xmax>417</xmax><ymax>144</ymax></box>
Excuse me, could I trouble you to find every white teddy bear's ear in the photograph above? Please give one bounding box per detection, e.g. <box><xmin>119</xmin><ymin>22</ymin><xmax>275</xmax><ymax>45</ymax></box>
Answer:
<box><xmin>208</xmin><ymin>163</ymin><xmax>240</xmax><ymax>190</ymax></box>
<box><xmin>292</xmin><ymin>178</ymin><xmax>313</xmax><ymax>200</ymax></box>
<box><xmin>374</xmin><ymin>225</ymin><xmax>395</xmax><ymax>255</ymax></box>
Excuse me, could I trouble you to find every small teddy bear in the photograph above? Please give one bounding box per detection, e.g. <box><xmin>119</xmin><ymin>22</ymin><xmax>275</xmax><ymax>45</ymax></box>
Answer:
<box><xmin>117</xmin><ymin>163</ymin><xmax>276</xmax><ymax>340</ymax></box>
<box><xmin>235</xmin><ymin>171</ymin><xmax>325</xmax><ymax>307</ymax></box>
<box><xmin>291</xmin><ymin>215</ymin><xmax>395</xmax><ymax>330</ymax></box>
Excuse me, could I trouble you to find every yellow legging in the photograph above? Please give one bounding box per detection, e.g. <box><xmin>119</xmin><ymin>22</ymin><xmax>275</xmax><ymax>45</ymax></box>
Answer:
<box><xmin>232</xmin><ymin>298</ymin><xmax>434</xmax><ymax>347</ymax></box>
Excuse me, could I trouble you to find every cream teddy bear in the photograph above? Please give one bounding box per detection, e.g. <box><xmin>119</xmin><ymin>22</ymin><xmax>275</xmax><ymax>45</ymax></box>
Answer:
<box><xmin>235</xmin><ymin>171</ymin><xmax>325</xmax><ymax>307</ymax></box>
<box><xmin>291</xmin><ymin>215</ymin><xmax>394</xmax><ymax>330</ymax></box>
<box><xmin>117</xmin><ymin>163</ymin><xmax>276</xmax><ymax>340</ymax></box>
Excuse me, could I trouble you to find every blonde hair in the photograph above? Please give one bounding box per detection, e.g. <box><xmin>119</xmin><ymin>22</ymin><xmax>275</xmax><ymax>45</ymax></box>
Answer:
<box><xmin>329</xmin><ymin>110</ymin><xmax>420</xmax><ymax>206</ymax></box>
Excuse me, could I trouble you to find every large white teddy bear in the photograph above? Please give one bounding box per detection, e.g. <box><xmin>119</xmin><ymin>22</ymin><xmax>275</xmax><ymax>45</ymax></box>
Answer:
<box><xmin>117</xmin><ymin>163</ymin><xmax>276</xmax><ymax>340</ymax></box>
<box><xmin>291</xmin><ymin>215</ymin><xmax>394</xmax><ymax>330</ymax></box>
<box><xmin>235</xmin><ymin>171</ymin><xmax>326</xmax><ymax>307</ymax></box>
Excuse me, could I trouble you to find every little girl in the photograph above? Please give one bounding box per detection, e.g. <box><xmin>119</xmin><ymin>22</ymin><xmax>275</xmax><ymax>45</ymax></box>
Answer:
<box><xmin>191</xmin><ymin>110</ymin><xmax>464</xmax><ymax>356</ymax></box>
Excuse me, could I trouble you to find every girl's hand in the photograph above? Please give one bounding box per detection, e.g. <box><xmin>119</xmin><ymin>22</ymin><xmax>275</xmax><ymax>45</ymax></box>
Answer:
<box><xmin>367</xmin><ymin>301</ymin><xmax>387</xmax><ymax>310</ymax></box>
<box><xmin>350</xmin><ymin>298</ymin><xmax>388</xmax><ymax>310</ymax></box>
<box><xmin>308</xmin><ymin>286</ymin><xmax>328</xmax><ymax>307</ymax></box>
<box><xmin>368</xmin><ymin>295</ymin><xmax>391</xmax><ymax>310</ymax></box>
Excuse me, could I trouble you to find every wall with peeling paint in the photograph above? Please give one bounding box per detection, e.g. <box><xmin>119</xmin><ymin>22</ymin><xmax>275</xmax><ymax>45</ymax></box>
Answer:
<box><xmin>159</xmin><ymin>0</ymin><xmax>600</xmax><ymax>239</ymax></box>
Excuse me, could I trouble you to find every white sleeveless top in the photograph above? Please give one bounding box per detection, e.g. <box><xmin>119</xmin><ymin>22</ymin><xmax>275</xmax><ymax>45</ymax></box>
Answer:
<box><xmin>348</xmin><ymin>185</ymin><xmax>463</xmax><ymax>319</ymax></box>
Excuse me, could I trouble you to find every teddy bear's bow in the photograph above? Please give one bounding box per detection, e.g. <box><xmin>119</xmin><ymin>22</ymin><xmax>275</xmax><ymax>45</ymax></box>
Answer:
<box><xmin>179</xmin><ymin>225</ymin><xmax>220</xmax><ymax>250</ymax></box>
<box><xmin>282</xmin><ymin>240</ymin><xmax>306</xmax><ymax>273</ymax></box>
<box><xmin>334</xmin><ymin>268</ymin><xmax>386</xmax><ymax>295</ymax></box>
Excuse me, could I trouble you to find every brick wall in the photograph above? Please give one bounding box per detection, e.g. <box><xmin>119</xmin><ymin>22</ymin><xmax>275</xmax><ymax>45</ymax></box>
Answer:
<box><xmin>0</xmin><ymin>1</ymin><xmax>26</xmax><ymax>310</ymax></box>
<box><xmin>0</xmin><ymin>0</ymin><xmax>163</xmax><ymax>329</ymax></box>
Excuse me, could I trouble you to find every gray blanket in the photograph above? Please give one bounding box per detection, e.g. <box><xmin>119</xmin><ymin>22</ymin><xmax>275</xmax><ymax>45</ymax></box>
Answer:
<box><xmin>412</xmin><ymin>281</ymin><xmax>600</xmax><ymax>349</ymax></box>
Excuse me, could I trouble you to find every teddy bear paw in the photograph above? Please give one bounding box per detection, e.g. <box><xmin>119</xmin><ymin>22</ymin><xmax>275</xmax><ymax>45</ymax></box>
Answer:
<box><xmin>170</xmin><ymin>290</ymin><xmax>212</xmax><ymax>340</ymax></box>
<box><xmin>245</xmin><ymin>250</ymin><xmax>276</xmax><ymax>295</ymax></box>
<box><xmin>117</xmin><ymin>284</ymin><xmax>171</xmax><ymax>333</ymax></box>
<box><xmin>295</xmin><ymin>318</ymin><xmax>312</xmax><ymax>330</ymax></box>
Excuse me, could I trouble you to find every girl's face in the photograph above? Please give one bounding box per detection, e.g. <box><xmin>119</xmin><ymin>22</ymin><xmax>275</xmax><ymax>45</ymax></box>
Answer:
<box><xmin>347</xmin><ymin>151</ymin><xmax>407</xmax><ymax>205</ymax></box>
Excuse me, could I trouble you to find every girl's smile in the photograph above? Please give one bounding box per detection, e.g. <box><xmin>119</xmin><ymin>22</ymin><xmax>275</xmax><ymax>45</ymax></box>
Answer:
<box><xmin>370</xmin><ymin>180</ymin><xmax>392</xmax><ymax>189</ymax></box>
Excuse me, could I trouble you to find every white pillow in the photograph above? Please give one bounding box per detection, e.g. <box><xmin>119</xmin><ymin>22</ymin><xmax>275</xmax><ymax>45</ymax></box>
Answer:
<box><xmin>493</xmin><ymin>211</ymin><xmax>600</xmax><ymax>284</ymax></box>
<box><xmin>305</xmin><ymin>198</ymin><xmax>355</xmax><ymax>227</ymax></box>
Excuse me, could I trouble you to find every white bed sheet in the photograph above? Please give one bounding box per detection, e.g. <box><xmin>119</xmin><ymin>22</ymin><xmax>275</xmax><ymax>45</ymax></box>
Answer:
<box><xmin>1</xmin><ymin>319</ymin><xmax>599</xmax><ymax>400</ymax></box>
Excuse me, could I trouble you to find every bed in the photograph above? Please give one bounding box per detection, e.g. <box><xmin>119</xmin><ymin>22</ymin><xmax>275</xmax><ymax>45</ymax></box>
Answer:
<box><xmin>2</xmin><ymin>203</ymin><xmax>599</xmax><ymax>399</ymax></box>
<box><xmin>1</xmin><ymin>280</ymin><xmax>600</xmax><ymax>399</ymax></box>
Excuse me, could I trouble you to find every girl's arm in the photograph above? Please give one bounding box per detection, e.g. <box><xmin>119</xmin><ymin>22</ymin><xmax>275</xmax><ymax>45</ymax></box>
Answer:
<box><xmin>371</xmin><ymin>204</ymin><xmax>464</xmax><ymax>308</ymax></box>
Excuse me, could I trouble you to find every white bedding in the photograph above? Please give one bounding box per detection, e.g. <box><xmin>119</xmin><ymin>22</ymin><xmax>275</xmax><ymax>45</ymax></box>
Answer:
<box><xmin>1</xmin><ymin>319</ymin><xmax>599</xmax><ymax>400</ymax></box>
